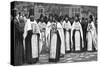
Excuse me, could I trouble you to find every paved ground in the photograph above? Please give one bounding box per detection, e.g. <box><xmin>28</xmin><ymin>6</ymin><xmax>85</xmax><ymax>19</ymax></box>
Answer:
<box><xmin>38</xmin><ymin>51</ymin><xmax>97</xmax><ymax>64</ymax></box>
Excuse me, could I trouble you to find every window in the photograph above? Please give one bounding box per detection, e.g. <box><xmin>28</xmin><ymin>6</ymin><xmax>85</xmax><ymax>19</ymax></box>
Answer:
<box><xmin>78</xmin><ymin>8</ymin><xmax>80</xmax><ymax>12</ymax></box>
<box><xmin>71</xmin><ymin>7</ymin><xmax>80</xmax><ymax>17</ymax></box>
<box><xmin>72</xmin><ymin>8</ymin><xmax>74</xmax><ymax>13</ymax></box>
<box><xmin>38</xmin><ymin>8</ymin><xmax>43</xmax><ymax>13</ymax></box>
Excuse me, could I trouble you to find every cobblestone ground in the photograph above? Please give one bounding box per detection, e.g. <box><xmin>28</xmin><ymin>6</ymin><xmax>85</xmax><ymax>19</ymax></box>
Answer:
<box><xmin>38</xmin><ymin>52</ymin><xmax>97</xmax><ymax>64</ymax></box>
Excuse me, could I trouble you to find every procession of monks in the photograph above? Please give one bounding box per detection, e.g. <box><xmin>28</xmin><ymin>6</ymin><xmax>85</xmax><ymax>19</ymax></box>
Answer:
<box><xmin>12</xmin><ymin>10</ymin><xmax>97</xmax><ymax>65</ymax></box>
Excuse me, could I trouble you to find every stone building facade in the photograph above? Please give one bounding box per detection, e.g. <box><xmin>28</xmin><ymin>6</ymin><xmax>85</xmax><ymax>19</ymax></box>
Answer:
<box><xmin>34</xmin><ymin>3</ymin><xmax>97</xmax><ymax>19</ymax></box>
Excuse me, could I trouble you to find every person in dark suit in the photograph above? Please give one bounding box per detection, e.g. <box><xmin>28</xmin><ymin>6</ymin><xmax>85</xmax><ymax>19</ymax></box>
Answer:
<box><xmin>12</xmin><ymin>12</ymin><xmax>25</xmax><ymax>65</ymax></box>
<box><xmin>81</xmin><ymin>18</ymin><xmax>88</xmax><ymax>51</ymax></box>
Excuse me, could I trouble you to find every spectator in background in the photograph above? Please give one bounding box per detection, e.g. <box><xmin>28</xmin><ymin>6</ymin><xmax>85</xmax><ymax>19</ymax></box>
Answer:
<box><xmin>81</xmin><ymin>17</ymin><xmax>88</xmax><ymax>51</ymax></box>
<box><xmin>12</xmin><ymin>10</ymin><xmax>24</xmax><ymax>65</ymax></box>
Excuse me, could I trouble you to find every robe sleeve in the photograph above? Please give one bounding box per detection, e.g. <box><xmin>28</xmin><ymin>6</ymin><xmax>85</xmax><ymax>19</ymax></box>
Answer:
<box><xmin>46</xmin><ymin>22</ymin><xmax>51</xmax><ymax>38</ymax></box>
<box><xmin>23</xmin><ymin>20</ymin><xmax>28</xmax><ymax>39</ymax></box>
<box><xmin>62</xmin><ymin>21</ymin><xmax>65</xmax><ymax>28</ymax></box>
<box><xmin>79</xmin><ymin>22</ymin><xmax>83</xmax><ymax>40</ymax></box>
<box><xmin>79</xmin><ymin>22</ymin><xmax>84</xmax><ymax>47</ymax></box>
<box><xmin>68</xmin><ymin>21</ymin><xmax>72</xmax><ymax>29</ymax></box>
<box><xmin>91</xmin><ymin>22</ymin><xmax>96</xmax><ymax>34</ymax></box>
<box><xmin>23</xmin><ymin>20</ymin><xmax>28</xmax><ymax>51</ymax></box>
<box><xmin>37</xmin><ymin>24</ymin><xmax>40</xmax><ymax>35</ymax></box>
<box><xmin>71</xmin><ymin>22</ymin><xmax>75</xmax><ymax>46</ymax></box>
<box><xmin>91</xmin><ymin>22</ymin><xmax>97</xmax><ymax>50</ymax></box>
<box><xmin>87</xmin><ymin>23</ymin><xmax>89</xmax><ymax>31</ymax></box>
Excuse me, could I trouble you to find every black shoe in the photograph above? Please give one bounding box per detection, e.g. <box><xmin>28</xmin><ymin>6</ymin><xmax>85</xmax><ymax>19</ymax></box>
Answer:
<box><xmin>65</xmin><ymin>50</ymin><xmax>71</xmax><ymax>53</ymax></box>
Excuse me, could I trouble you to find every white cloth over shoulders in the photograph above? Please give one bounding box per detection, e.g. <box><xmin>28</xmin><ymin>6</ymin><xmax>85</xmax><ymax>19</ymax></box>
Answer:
<box><xmin>62</xmin><ymin>21</ymin><xmax>71</xmax><ymax>30</ymax></box>
<box><xmin>23</xmin><ymin>19</ymin><xmax>32</xmax><ymax>39</ymax></box>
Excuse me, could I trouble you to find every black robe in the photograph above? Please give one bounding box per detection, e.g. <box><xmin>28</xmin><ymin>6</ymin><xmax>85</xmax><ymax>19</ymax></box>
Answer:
<box><xmin>25</xmin><ymin>30</ymin><xmax>39</xmax><ymax>64</ymax></box>
<box><xmin>12</xmin><ymin>18</ymin><xmax>24</xmax><ymax>66</ymax></box>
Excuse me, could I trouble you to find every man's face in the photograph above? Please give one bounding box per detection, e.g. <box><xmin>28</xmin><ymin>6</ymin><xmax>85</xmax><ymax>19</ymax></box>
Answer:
<box><xmin>53</xmin><ymin>17</ymin><xmax>55</xmax><ymax>21</ymax></box>
<box><xmin>75</xmin><ymin>17</ymin><xmax>78</xmax><ymax>21</ymax></box>
<box><xmin>71</xmin><ymin>19</ymin><xmax>74</xmax><ymax>23</ymax></box>
<box><xmin>88</xmin><ymin>17</ymin><xmax>91</xmax><ymax>22</ymax></box>
<box><xmin>49</xmin><ymin>16</ymin><xmax>53</xmax><ymax>21</ymax></box>
<box><xmin>41</xmin><ymin>17</ymin><xmax>44</xmax><ymax>21</ymax></box>
<box><xmin>65</xmin><ymin>17</ymin><xmax>68</xmax><ymax>21</ymax></box>
<box><xmin>30</xmin><ymin>16</ymin><xmax>34</xmax><ymax>21</ymax></box>
<box><xmin>22</xmin><ymin>13</ymin><xmax>24</xmax><ymax>17</ymax></box>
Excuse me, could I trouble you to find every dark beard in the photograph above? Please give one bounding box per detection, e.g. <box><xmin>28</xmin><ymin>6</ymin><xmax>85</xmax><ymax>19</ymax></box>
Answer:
<box><xmin>65</xmin><ymin>20</ymin><xmax>68</xmax><ymax>23</ymax></box>
<box><xmin>75</xmin><ymin>20</ymin><xmax>78</xmax><ymax>22</ymax></box>
<box><xmin>89</xmin><ymin>20</ymin><xmax>91</xmax><ymax>23</ymax></box>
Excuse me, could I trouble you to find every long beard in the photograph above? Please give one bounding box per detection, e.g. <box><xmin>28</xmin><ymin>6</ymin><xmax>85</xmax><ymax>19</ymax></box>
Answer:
<box><xmin>75</xmin><ymin>20</ymin><xmax>78</xmax><ymax>22</ymax></box>
<box><xmin>65</xmin><ymin>20</ymin><xmax>68</xmax><ymax>23</ymax></box>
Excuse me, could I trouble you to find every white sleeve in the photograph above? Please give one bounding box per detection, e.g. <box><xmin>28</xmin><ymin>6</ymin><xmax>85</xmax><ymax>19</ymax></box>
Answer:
<box><xmin>71</xmin><ymin>22</ymin><xmax>75</xmax><ymax>46</ymax></box>
<box><xmin>62</xmin><ymin>21</ymin><xmax>65</xmax><ymax>28</ymax></box>
<box><xmin>37</xmin><ymin>24</ymin><xmax>40</xmax><ymax>34</ymax></box>
<box><xmin>79</xmin><ymin>22</ymin><xmax>84</xmax><ymax>47</ymax></box>
<box><xmin>23</xmin><ymin>21</ymin><xmax>28</xmax><ymax>39</ymax></box>
<box><xmin>71</xmin><ymin>22</ymin><xmax>75</xmax><ymax>40</ymax></box>
<box><xmin>79</xmin><ymin>23</ymin><xmax>83</xmax><ymax>40</ymax></box>
<box><xmin>87</xmin><ymin>23</ymin><xmax>89</xmax><ymax>31</ymax></box>
<box><xmin>91</xmin><ymin>22</ymin><xmax>96</xmax><ymax>32</ymax></box>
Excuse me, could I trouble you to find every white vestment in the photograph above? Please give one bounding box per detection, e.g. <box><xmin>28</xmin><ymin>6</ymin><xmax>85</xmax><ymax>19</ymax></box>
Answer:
<box><xmin>86</xmin><ymin>21</ymin><xmax>97</xmax><ymax>51</ymax></box>
<box><xmin>46</xmin><ymin>21</ymin><xmax>52</xmax><ymax>49</ymax></box>
<box><xmin>31</xmin><ymin>20</ymin><xmax>40</xmax><ymax>58</ymax></box>
<box><xmin>71</xmin><ymin>21</ymin><xmax>83</xmax><ymax>51</ymax></box>
<box><xmin>50</xmin><ymin>22</ymin><xmax>57</xmax><ymax>58</ymax></box>
<box><xmin>62</xmin><ymin>21</ymin><xmax>71</xmax><ymax>51</ymax></box>
<box><xmin>38</xmin><ymin>22</ymin><xmax>46</xmax><ymax>53</ymax></box>
<box><xmin>57</xmin><ymin>22</ymin><xmax>65</xmax><ymax>55</ymax></box>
